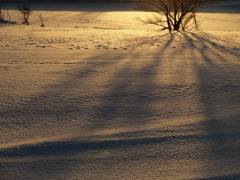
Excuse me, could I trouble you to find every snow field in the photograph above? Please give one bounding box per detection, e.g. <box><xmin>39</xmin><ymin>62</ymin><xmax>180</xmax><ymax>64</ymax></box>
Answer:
<box><xmin>0</xmin><ymin>3</ymin><xmax>240</xmax><ymax>180</ymax></box>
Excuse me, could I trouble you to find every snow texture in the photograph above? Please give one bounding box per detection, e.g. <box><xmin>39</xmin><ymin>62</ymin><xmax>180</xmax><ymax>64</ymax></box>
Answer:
<box><xmin>0</xmin><ymin>2</ymin><xmax>240</xmax><ymax>180</ymax></box>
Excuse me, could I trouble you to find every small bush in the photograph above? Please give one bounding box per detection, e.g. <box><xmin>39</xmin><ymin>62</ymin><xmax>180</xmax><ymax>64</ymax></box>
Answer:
<box><xmin>17</xmin><ymin>2</ymin><xmax>33</xmax><ymax>25</ymax></box>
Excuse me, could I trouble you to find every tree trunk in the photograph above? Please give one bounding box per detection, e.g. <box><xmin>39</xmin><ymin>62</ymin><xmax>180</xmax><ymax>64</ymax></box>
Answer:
<box><xmin>166</xmin><ymin>12</ymin><xmax>172</xmax><ymax>31</ymax></box>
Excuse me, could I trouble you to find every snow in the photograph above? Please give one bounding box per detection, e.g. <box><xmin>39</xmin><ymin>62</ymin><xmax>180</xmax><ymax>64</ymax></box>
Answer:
<box><xmin>0</xmin><ymin>2</ymin><xmax>240</xmax><ymax>180</ymax></box>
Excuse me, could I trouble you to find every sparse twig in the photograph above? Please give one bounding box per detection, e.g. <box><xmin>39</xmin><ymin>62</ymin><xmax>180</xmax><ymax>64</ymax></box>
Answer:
<box><xmin>38</xmin><ymin>13</ymin><xmax>45</xmax><ymax>27</ymax></box>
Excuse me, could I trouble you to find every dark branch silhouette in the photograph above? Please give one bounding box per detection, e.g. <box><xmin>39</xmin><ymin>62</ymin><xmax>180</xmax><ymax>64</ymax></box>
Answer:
<box><xmin>136</xmin><ymin>0</ymin><xmax>220</xmax><ymax>31</ymax></box>
<box><xmin>17</xmin><ymin>2</ymin><xmax>33</xmax><ymax>25</ymax></box>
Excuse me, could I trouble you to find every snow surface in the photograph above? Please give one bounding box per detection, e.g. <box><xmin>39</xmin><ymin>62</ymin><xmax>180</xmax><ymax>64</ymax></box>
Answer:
<box><xmin>0</xmin><ymin>2</ymin><xmax>240</xmax><ymax>180</ymax></box>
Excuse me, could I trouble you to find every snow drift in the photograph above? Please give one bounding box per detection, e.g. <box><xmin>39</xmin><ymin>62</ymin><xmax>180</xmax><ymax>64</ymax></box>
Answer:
<box><xmin>0</xmin><ymin>2</ymin><xmax>240</xmax><ymax>180</ymax></box>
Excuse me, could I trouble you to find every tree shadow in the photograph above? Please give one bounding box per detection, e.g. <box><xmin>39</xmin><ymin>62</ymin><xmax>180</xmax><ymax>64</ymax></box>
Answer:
<box><xmin>0</xmin><ymin>31</ymin><xmax>173</xmax><ymax>166</ymax></box>
<box><xmin>0</xmin><ymin>33</ymin><xmax>177</xmax><ymax>179</ymax></box>
<box><xmin>181</xmin><ymin>32</ymin><xmax>240</xmax><ymax>178</ymax></box>
<box><xmin>89</xmin><ymin>50</ymin><xmax>162</xmax><ymax>129</ymax></box>
<box><xmin>1</xmin><ymin>31</ymin><xmax>240</xmax><ymax>179</ymax></box>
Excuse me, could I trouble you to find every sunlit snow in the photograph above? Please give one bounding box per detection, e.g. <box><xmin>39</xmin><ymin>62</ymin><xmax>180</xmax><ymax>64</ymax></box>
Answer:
<box><xmin>0</xmin><ymin>2</ymin><xmax>240</xmax><ymax>180</ymax></box>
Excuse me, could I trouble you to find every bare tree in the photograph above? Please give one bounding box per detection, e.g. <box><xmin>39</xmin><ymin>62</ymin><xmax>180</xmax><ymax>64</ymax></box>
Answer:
<box><xmin>17</xmin><ymin>2</ymin><xmax>33</xmax><ymax>25</ymax></box>
<box><xmin>38</xmin><ymin>13</ymin><xmax>45</xmax><ymax>27</ymax></box>
<box><xmin>0</xmin><ymin>4</ymin><xmax>5</xmax><ymax>21</ymax></box>
<box><xmin>136</xmin><ymin>0</ymin><xmax>220</xmax><ymax>31</ymax></box>
<box><xmin>0</xmin><ymin>4</ymin><xmax>11</xmax><ymax>22</ymax></box>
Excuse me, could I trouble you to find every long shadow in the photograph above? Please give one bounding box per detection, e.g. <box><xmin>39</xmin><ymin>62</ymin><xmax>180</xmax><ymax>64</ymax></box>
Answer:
<box><xmin>0</xmin><ymin>33</ymin><xmax>177</xmax><ymax>179</ymax></box>
<box><xmin>182</xmin><ymin>32</ymin><xmax>240</xmax><ymax>178</ymax></box>
<box><xmin>3</xmin><ymin>30</ymin><xmax>239</xmax><ymax>179</ymax></box>
<box><xmin>181</xmin><ymin>32</ymin><xmax>239</xmax><ymax>65</ymax></box>
<box><xmin>0</xmin><ymin>134</ymin><xmax>195</xmax><ymax>157</ymax></box>
<box><xmin>0</xmin><ymin>52</ymin><xmax>124</xmax><ymax>121</ymax></box>
<box><xmin>0</xmin><ymin>51</ymin><xmax>133</xmax><ymax>178</ymax></box>
<box><xmin>89</xmin><ymin>53</ymin><xmax>160</xmax><ymax>129</ymax></box>
<box><xmin>88</xmin><ymin>32</ymin><xmax>177</xmax><ymax>130</ymax></box>
<box><xmin>2</xmin><ymin>131</ymin><xmax>236</xmax><ymax>158</ymax></box>
<box><xmin>0</xmin><ymin>32</ymin><xmax>175</xmax><ymax>148</ymax></box>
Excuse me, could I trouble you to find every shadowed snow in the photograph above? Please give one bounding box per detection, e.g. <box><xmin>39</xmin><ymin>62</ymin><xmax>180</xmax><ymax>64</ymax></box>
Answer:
<box><xmin>0</xmin><ymin>2</ymin><xmax>240</xmax><ymax>180</ymax></box>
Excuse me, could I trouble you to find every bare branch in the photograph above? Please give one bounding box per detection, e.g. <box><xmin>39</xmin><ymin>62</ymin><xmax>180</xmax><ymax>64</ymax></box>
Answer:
<box><xmin>136</xmin><ymin>0</ymin><xmax>220</xmax><ymax>31</ymax></box>
<box><xmin>17</xmin><ymin>2</ymin><xmax>33</xmax><ymax>25</ymax></box>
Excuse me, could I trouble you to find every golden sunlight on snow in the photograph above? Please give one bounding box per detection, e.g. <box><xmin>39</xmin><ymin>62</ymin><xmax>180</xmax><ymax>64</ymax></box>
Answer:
<box><xmin>0</xmin><ymin>2</ymin><xmax>240</xmax><ymax>180</ymax></box>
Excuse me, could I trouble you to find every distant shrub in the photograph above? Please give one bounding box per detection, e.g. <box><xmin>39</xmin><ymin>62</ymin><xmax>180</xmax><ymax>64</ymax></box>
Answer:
<box><xmin>0</xmin><ymin>5</ymin><xmax>4</xmax><ymax>21</ymax></box>
<box><xmin>17</xmin><ymin>2</ymin><xmax>33</xmax><ymax>25</ymax></box>
<box><xmin>0</xmin><ymin>4</ymin><xmax>11</xmax><ymax>22</ymax></box>
<box><xmin>0</xmin><ymin>4</ymin><xmax>14</xmax><ymax>25</ymax></box>
<box><xmin>38</xmin><ymin>13</ymin><xmax>45</xmax><ymax>27</ymax></box>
